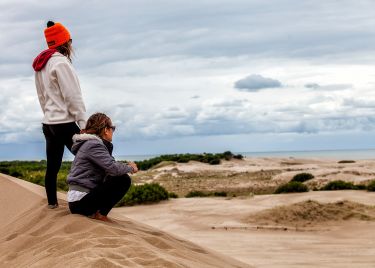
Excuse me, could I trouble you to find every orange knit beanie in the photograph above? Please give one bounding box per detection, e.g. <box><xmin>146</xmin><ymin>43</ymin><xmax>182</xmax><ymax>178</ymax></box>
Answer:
<box><xmin>44</xmin><ymin>21</ymin><xmax>71</xmax><ymax>49</ymax></box>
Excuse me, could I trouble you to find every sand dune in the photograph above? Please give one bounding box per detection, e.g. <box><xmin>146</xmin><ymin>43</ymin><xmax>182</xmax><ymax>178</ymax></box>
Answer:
<box><xmin>3</xmin><ymin>156</ymin><xmax>375</xmax><ymax>267</ymax></box>
<box><xmin>134</xmin><ymin>157</ymin><xmax>375</xmax><ymax>196</ymax></box>
<box><xmin>116</xmin><ymin>191</ymin><xmax>375</xmax><ymax>267</ymax></box>
<box><xmin>244</xmin><ymin>199</ymin><xmax>375</xmax><ymax>227</ymax></box>
<box><xmin>0</xmin><ymin>174</ymin><xmax>250</xmax><ymax>268</ymax></box>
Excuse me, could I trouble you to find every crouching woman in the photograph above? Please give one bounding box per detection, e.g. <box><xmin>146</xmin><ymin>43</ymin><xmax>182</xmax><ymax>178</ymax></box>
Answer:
<box><xmin>67</xmin><ymin>113</ymin><xmax>138</xmax><ymax>221</ymax></box>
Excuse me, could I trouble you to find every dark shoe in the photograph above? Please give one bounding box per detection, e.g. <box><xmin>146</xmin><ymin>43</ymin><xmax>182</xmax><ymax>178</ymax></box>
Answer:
<box><xmin>48</xmin><ymin>204</ymin><xmax>59</xmax><ymax>209</ymax></box>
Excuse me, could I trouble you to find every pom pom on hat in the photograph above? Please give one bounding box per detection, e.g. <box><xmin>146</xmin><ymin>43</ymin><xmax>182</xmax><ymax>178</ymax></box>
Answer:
<box><xmin>44</xmin><ymin>21</ymin><xmax>71</xmax><ymax>49</ymax></box>
<box><xmin>47</xmin><ymin>21</ymin><xmax>55</xmax><ymax>27</ymax></box>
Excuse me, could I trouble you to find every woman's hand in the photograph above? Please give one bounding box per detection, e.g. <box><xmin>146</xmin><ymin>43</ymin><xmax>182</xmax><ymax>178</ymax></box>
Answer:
<box><xmin>128</xmin><ymin>161</ymin><xmax>139</xmax><ymax>174</ymax></box>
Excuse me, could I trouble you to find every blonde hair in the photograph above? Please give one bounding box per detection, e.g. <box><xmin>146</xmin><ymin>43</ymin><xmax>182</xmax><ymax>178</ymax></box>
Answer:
<box><xmin>57</xmin><ymin>40</ymin><xmax>74</xmax><ymax>62</ymax></box>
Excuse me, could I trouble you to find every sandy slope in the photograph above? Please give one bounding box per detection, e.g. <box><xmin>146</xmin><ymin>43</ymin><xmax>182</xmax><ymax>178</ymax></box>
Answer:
<box><xmin>3</xmin><ymin>157</ymin><xmax>375</xmax><ymax>267</ymax></box>
<box><xmin>0</xmin><ymin>174</ymin><xmax>250</xmax><ymax>268</ymax></box>
<box><xmin>115</xmin><ymin>191</ymin><xmax>375</xmax><ymax>268</ymax></box>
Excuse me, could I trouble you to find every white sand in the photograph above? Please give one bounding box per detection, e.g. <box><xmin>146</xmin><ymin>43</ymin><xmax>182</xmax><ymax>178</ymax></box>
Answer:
<box><xmin>115</xmin><ymin>191</ymin><xmax>375</xmax><ymax>267</ymax></box>
<box><xmin>0</xmin><ymin>173</ymin><xmax>249</xmax><ymax>268</ymax></box>
<box><xmin>2</xmin><ymin>157</ymin><xmax>375</xmax><ymax>267</ymax></box>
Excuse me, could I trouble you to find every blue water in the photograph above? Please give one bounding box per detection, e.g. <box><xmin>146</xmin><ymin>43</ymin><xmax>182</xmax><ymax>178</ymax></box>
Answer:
<box><xmin>3</xmin><ymin>149</ymin><xmax>374</xmax><ymax>162</ymax></box>
<box><xmin>241</xmin><ymin>149</ymin><xmax>375</xmax><ymax>160</ymax></box>
<box><xmin>116</xmin><ymin>149</ymin><xmax>375</xmax><ymax>161</ymax></box>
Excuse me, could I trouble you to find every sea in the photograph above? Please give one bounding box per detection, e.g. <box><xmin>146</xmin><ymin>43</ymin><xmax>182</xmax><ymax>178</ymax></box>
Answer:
<box><xmin>116</xmin><ymin>149</ymin><xmax>375</xmax><ymax>161</ymax></box>
<box><xmin>2</xmin><ymin>148</ymin><xmax>375</xmax><ymax>162</ymax></box>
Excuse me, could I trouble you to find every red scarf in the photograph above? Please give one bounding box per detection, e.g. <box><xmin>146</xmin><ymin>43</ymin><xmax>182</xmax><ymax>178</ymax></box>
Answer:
<box><xmin>32</xmin><ymin>48</ymin><xmax>57</xmax><ymax>71</ymax></box>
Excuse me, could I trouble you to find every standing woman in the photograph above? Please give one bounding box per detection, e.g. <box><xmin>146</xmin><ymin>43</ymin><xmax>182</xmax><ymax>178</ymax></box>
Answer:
<box><xmin>33</xmin><ymin>21</ymin><xmax>86</xmax><ymax>209</ymax></box>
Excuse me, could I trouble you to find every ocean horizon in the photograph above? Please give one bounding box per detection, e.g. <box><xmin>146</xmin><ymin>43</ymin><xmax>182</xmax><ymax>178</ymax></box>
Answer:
<box><xmin>1</xmin><ymin>148</ymin><xmax>375</xmax><ymax>162</ymax></box>
<box><xmin>115</xmin><ymin>148</ymin><xmax>375</xmax><ymax>161</ymax></box>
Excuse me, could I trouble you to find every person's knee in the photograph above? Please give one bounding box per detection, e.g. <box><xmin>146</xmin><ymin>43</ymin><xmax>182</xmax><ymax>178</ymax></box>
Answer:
<box><xmin>106</xmin><ymin>174</ymin><xmax>131</xmax><ymax>190</ymax></box>
<box><xmin>119</xmin><ymin>174</ymin><xmax>131</xmax><ymax>190</ymax></box>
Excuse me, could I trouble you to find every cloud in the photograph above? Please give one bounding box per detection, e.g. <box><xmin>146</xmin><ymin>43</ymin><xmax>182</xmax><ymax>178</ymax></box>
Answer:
<box><xmin>342</xmin><ymin>98</ymin><xmax>375</xmax><ymax>109</ymax></box>
<box><xmin>234</xmin><ymin>74</ymin><xmax>282</xmax><ymax>91</ymax></box>
<box><xmin>1</xmin><ymin>1</ymin><xmax>375</xmax><ymax>157</ymax></box>
<box><xmin>305</xmin><ymin>83</ymin><xmax>320</xmax><ymax>89</ymax></box>
<box><xmin>305</xmin><ymin>83</ymin><xmax>352</xmax><ymax>91</ymax></box>
<box><xmin>0</xmin><ymin>77</ymin><xmax>44</xmax><ymax>144</ymax></box>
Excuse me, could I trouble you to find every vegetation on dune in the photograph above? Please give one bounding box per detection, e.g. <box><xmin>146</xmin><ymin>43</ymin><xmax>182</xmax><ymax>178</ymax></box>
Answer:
<box><xmin>0</xmin><ymin>160</ymin><xmax>71</xmax><ymax>191</ymax></box>
<box><xmin>117</xmin><ymin>183</ymin><xmax>170</xmax><ymax>206</ymax></box>
<box><xmin>245</xmin><ymin>200</ymin><xmax>375</xmax><ymax>227</ymax></box>
<box><xmin>338</xmin><ymin>160</ymin><xmax>356</xmax><ymax>164</ymax></box>
<box><xmin>321</xmin><ymin>180</ymin><xmax>366</xmax><ymax>191</ymax></box>
<box><xmin>367</xmin><ymin>180</ymin><xmax>375</xmax><ymax>192</ymax></box>
<box><xmin>0</xmin><ymin>151</ymin><xmax>242</xmax><ymax>205</ymax></box>
<box><xmin>168</xmin><ymin>192</ymin><xmax>179</xmax><ymax>198</ymax></box>
<box><xmin>0</xmin><ymin>151</ymin><xmax>243</xmax><ymax>190</ymax></box>
<box><xmin>213</xmin><ymin>191</ymin><xmax>228</xmax><ymax>197</ymax></box>
<box><xmin>185</xmin><ymin>191</ymin><xmax>209</xmax><ymax>198</ymax></box>
<box><xmin>290</xmin><ymin>173</ymin><xmax>314</xmax><ymax>183</ymax></box>
<box><xmin>185</xmin><ymin>190</ymin><xmax>229</xmax><ymax>198</ymax></box>
<box><xmin>133</xmin><ymin>151</ymin><xmax>244</xmax><ymax>170</ymax></box>
<box><xmin>274</xmin><ymin>181</ymin><xmax>309</xmax><ymax>194</ymax></box>
<box><xmin>2</xmin><ymin>154</ymin><xmax>373</xmax><ymax>205</ymax></box>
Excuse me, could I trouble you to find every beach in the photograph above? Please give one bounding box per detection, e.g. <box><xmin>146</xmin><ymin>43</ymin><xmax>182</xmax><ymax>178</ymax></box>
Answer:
<box><xmin>1</xmin><ymin>157</ymin><xmax>375</xmax><ymax>267</ymax></box>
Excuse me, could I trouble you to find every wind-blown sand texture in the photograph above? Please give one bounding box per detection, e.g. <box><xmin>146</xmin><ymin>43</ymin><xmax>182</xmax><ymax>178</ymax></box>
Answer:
<box><xmin>118</xmin><ymin>157</ymin><xmax>375</xmax><ymax>267</ymax></box>
<box><xmin>0</xmin><ymin>173</ymin><xmax>249</xmax><ymax>268</ymax></box>
<box><xmin>116</xmin><ymin>192</ymin><xmax>375</xmax><ymax>267</ymax></box>
<box><xmin>2</xmin><ymin>157</ymin><xmax>375</xmax><ymax>267</ymax></box>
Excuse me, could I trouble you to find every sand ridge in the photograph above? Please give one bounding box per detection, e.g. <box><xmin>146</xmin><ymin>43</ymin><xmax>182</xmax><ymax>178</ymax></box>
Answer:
<box><xmin>3</xmin><ymin>157</ymin><xmax>375</xmax><ymax>267</ymax></box>
<box><xmin>117</xmin><ymin>190</ymin><xmax>375</xmax><ymax>267</ymax></box>
<box><xmin>0</xmin><ymin>174</ymin><xmax>250</xmax><ymax>268</ymax></box>
<box><xmin>243</xmin><ymin>199</ymin><xmax>375</xmax><ymax>227</ymax></box>
<box><xmin>133</xmin><ymin>157</ymin><xmax>375</xmax><ymax>196</ymax></box>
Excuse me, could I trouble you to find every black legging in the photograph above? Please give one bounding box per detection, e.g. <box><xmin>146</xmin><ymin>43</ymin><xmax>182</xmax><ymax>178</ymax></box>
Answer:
<box><xmin>42</xmin><ymin>122</ymin><xmax>80</xmax><ymax>205</ymax></box>
<box><xmin>69</xmin><ymin>174</ymin><xmax>131</xmax><ymax>216</ymax></box>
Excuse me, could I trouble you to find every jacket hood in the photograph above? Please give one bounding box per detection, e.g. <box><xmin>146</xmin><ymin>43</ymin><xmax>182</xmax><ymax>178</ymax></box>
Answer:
<box><xmin>32</xmin><ymin>48</ymin><xmax>57</xmax><ymax>71</ymax></box>
<box><xmin>71</xmin><ymin>134</ymin><xmax>102</xmax><ymax>155</ymax></box>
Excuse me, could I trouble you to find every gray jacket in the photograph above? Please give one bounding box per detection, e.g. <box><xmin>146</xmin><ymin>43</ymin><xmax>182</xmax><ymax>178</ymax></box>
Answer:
<box><xmin>67</xmin><ymin>134</ymin><xmax>133</xmax><ymax>191</ymax></box>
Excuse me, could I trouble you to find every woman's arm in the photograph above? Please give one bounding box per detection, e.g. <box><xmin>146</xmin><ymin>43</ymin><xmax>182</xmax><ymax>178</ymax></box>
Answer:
<box><xmin>83</xmin><ymin>140</ymin><xmax>134</xmax><ymax>176</ymax></box>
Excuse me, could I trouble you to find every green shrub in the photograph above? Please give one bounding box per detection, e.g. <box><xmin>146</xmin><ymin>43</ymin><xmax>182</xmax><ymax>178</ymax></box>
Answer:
<box><xmin>233</xmin><ymin>154</ymin><xmax>244</xmax><ymax>160</ymax></box>
<box><xmin>28</xmin><ymin>174</ymin><xmax>45</xmax><ymax>186</ymax></box>
<box><xmin>321</xmin><ymin>180</ymin><xmax>355</xmax><ymax>190</ymax></box>
<box><xmin>274</xmin><ymin>181</ymin><xmax>309</xmax><ymax>194</ymax></box>
<box><xmin>354</xmin><ymin>184</ymin><xmax>367</xmax><ymax>190</ymax></box>
<box><xmin>117</xmin><ymin>183</ymin><xmax>169</xmax><ymax>206</ymax></box>
<box><xmin>290</xmin><ymin>173</ymin><xmax>314</xmax><ymax>183</ymax></box>
<box><xmin>214</xmin><ymin>191</ymin><xmax>227</xmax><ymax>197</ymax></box>
<box><xmin>168</xmin><ymin>192</ymin><xmax>179</xmax><ymax>198</ymax></box>
<box><xmin>223</xmin><ymin>151</ymin><xmax>234</xmax><ymax>160</ymax></box>
<box><xmin>185</xmin><ymin>191</ymin><xmax>209</xmax><ymax>198</ymax></box>
<box><xmin>338</xmin><ymin>160</ymin><xmax>356</xmax><ymax>164</ymax></box>
<box><xmin>9</xmin><ymin>170</ymin><xmax>22</xmax><ymax>178</ymax></box>
<box><xmin>0</xmin><ymin>167</ymin><xmax>10</xmax><ymax>175</ymax></box>
<box><xmin>0</xmin><ymin>161</ymin><xmax>71</xmax><ymax>192</ymax></box>
<box><xmin>209</xmin><ymin>158</ymin><xmax>221</xmax><ymax>165</ymax></box>
<box><xmin>367</xmin><ymin>180</ymin><xmax>375</xmax><ymax>191</ymax></box>
<box><xmin>57</xmin><ymin>179</ymin><xmax>69</xmax><ymax>191</ymax></box>
<box><xmin>134</xmin><ymin>151</ymin><xmax>243</xmax><ymax>170</ymax></box>
<box><xmin>177</xmin><ymin>156</ymin><xmax>190</xmax><ymax>163</ymax></box>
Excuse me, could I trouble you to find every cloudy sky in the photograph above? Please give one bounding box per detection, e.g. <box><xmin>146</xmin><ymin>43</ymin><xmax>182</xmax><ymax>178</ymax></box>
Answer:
<box><xmin>1</xmin><ymin>0</ymin><xmax>375</xmax><ymax>159</ymax></box>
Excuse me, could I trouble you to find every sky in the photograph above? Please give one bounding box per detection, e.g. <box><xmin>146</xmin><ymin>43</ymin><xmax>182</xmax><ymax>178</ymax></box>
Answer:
<box><xmin>1</xmin><ymin>0</ymin><xmax>375</xmax><ymax>159</ymax></box>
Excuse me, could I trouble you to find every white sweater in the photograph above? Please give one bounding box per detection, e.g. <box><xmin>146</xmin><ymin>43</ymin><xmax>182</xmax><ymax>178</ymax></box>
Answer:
<box><xmin>35</xmin><ymin>52</ymin><xmax>86</xmax><ymax>129</ymax></box>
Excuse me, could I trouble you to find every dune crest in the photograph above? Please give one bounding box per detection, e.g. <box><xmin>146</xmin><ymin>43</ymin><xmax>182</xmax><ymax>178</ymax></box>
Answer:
<box><xmin>0</xmin><ymin>174</ymin><xmax>250</xmax><ymax>268</ymax></box>
<box><xmin>244</xmin><ymin>199</ymin><xmax>375</xmax><ymax>228</ymax></box>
